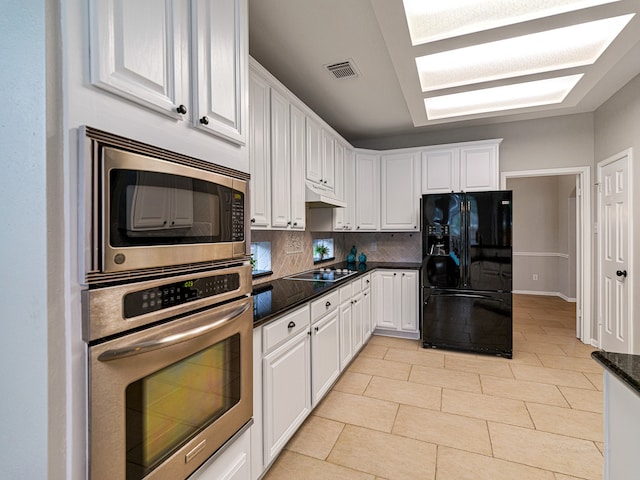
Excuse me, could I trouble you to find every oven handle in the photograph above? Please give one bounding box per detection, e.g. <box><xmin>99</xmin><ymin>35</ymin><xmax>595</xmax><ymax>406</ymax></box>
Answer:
<box><xmin>97</xmin><ymin>302</ymin><xmax>251</xmax><ymax>362</ymax></box>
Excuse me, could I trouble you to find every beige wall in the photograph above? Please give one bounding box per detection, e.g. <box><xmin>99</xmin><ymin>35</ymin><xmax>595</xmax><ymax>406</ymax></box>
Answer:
<box><xmin>594</xmin><ymin>73</ymin><xmax>640</xmax><ymax>352</ymax></box>
<box><xmin>507</xmin><ymin>175</ymin><xmax>577</xmax><ymax>299</ymax></box>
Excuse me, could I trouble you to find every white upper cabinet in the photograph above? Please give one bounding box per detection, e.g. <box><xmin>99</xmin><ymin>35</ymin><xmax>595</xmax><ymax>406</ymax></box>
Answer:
<box><xmin>89</xmin><ymin>0</ymin><xmax>248</xmax><ymax>144</ymax></box>
<box><xmin>459</xmin><ymin>142</ymin><xmax>500</xmax><ymax>191</ymax></box>
<box><xmin>354</xmin><ymin>152</ymin><xmax>380</xmax><ymax>231</ymax></box>
<box><xmin>334</xmin><ymin>147</ymin><xmax>355</xmax><ymax>231</ymax></box>
<box><xmin>89</xmin><ymin>0</ymin><xmax>188</xmax><ymax>120</ymax></box>
<box><xmin>421</xmin><ymin>148</ymin><xmax>460</xmax><ymax>193</ymax></box>
<box><xmin>289</xmin><ymin>104</ymin><xmax>307</xmax><ymax>230</ymax></box>
<box><xmin>421</xmin><ymin>140</ymin><xmax>501</xmax><ymax>194</ymax></box>
<box><xmin>191</xmin><ymin>0</ymin><xmax>248</xmax><ymax>144</ymax></box>
<box><xmin>269</xmin><ymin>88</ymin><xmax>292</xmax><ymax>228</ymax></box>
<box><xmin>380</xmin><ymin>151</ymin><xmax>421</xmax><ymax>231</ymax></box>
<box><xmin>248</xmin><ymin>71</ymin><xmax>271</xmax><ymax>228</ymax></box>
<box><xmin>306</xmin><ymin>118</ymin><xmax>335</xmax><ymax>191</ymax></box>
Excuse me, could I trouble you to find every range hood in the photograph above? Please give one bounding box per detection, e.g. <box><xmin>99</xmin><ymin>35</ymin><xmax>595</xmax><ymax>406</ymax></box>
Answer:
<box><xmin>305</xmin><ymin>181</ymin><xmax>346</xmax><ymax>208</ymax></box>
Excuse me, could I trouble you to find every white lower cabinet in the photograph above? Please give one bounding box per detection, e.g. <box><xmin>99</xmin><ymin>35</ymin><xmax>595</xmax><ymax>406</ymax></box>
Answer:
<box><xmin>262</xmin><ymin>306</ymin><xmax>311</xmax><ymax>466</ymax></box>
<box><xmin>373</xmin><ymin>270</ymin><xmax>419</xmax><ymax>336</ymax></box>
<box><xmin>311</xmin><ymin>308</ymin><xmax>341</xmax><ymax>405</ymax></box>
<box><xmin>361</xmin><ymin>274</ymin><xmax>372</xmax><ymax>340</ymax></box>
<box><xmin>189</xmin><ymin>427</ymin><xmax>251</xmax><ymax>480</ymax></box>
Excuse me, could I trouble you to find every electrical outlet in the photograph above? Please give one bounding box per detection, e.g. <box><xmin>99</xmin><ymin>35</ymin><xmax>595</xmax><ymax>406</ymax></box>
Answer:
<box><xmin>370</xmin><ymin>242</ymin><xmax>377</xmax><ymax>252</ymax></box>
<box><xmin>533</xmin><ymin>274</ymin><xmax>538</xmax><ymax>281</ymax></box>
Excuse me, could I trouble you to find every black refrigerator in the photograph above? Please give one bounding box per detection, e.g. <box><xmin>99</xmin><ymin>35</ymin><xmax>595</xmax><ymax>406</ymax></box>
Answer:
<box><xmin>420</xmin><ymin>191</ymin><xmax>513</xmax><ymax>358</ymax></box>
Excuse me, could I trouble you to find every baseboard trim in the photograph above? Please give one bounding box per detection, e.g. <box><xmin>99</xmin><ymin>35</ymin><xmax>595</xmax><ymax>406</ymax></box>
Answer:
<box><xmin>513</xmin><ymin>290</ymin><xmax>576</xmax><ymax>303</ymax></box>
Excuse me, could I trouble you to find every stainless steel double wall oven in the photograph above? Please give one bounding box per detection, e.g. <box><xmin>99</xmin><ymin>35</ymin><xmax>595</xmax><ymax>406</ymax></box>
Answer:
<box><xmin>79</xmin><ymin>127</ymin><xmax>253</xmax><ymax>480</ymax></box>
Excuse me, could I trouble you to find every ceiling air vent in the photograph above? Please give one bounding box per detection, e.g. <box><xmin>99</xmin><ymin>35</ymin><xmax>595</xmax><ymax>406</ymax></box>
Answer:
<box><xmin>325</xmin><ymin>60</ymin><xmax>360</xmax><ymax>79</ymax></box>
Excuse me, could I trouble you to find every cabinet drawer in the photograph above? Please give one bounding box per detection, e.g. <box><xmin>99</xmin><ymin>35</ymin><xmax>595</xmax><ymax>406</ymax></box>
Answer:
<box><xmin>311</xmin><ymin>290</ymin><xmax>340</xmax><ymax>323</ymax></box>
<box><xmin>361</xmin><ymin>273</ymin><xmax>372</xmax><ymax>291</ymax></box>
<box><xmin>339</xmin><ymin>283</ymin><xmax>353</xmax><ymax>304</ymax></box>
<box><xmin>263</xmin><ymin>305</ymin><xmax>310</xmax><ymax>352</ymax></box>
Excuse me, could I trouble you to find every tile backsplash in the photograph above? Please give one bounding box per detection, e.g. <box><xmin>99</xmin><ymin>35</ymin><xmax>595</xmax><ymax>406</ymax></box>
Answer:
<box><xmin>251</xmin><ymin>228</ymin><xmax>421</xmax><ymax>285</ymax></box>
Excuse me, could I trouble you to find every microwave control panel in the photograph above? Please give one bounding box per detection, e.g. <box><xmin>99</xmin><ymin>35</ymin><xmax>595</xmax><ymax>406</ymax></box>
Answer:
<box><xmin>123</xmin><ymin>273</ymin><xmax>241</xmax><ymax>318</ymax></box>
<box><xmin>232</xmin><ymin>190</ymin><xmax>244</xmax><ymax>241</ymax></box>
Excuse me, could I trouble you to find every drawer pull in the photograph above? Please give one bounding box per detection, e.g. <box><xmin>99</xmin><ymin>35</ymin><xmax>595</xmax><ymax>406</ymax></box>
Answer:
<box><xmin>287</xmin><ymin>321</ymin><xmax>296</xmax><ymax>329</ymax></box>
<box><xmin>325</xmin><ymin>301</ymin><xmax>331</xmax><ymax>308</ymax></box>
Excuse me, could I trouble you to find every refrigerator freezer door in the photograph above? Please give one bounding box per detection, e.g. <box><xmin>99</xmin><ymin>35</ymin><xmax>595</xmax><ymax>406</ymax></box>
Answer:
<box><xmin>422</xmin><ymin>289</ymin><xmax>512</xmax><ymax>358</ymax></box>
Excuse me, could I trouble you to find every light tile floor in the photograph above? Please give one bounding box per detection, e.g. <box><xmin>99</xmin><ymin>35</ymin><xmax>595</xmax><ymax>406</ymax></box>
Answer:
<box><xmin>263</xmin><ymin>295</ymin><xmax>603</xmax><ymax>480</ymax></box>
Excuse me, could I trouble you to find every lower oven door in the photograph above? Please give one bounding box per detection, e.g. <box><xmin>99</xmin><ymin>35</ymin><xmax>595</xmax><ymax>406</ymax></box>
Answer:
<box><xmin>88</xmin><ymin>296</ymin><xmax>253</xmax><ymax>480</ymax></box>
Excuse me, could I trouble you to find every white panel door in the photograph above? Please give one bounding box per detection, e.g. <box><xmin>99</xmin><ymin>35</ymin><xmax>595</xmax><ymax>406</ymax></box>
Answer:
<box><xmin>248</xmin><ymin>72</ymin><xmax>270</xmax><ymax>228</ymax></box>
<box><xmin>269</xmin><ymin>89</ymin><xmax>291</xmax><ymax>228</ymax></box>
<box><xmin>598</xmin><ymin>152</ymin><xmax>631</xmax><ymax>353</ymax></box>
<box><xmin>355</xmin><ymin>153</ymin><xmax>380</xmax><ymax>231</ymax></box>
<box><xmin>381</xmin><ymin>151</ymin><xmax>420</xmax><ymax>230</ymax></box>
<box><xmin>289</xmin><ymin>104</ymin><xmax>306</xmax><ymax>230</ymax></box>
<box><xmin>305</xmin><ymin>117</ymin><xmax>323</xmax><ymax>184</ymax></box>
<box><xmin>400</xmin><ymin>271</ymin><xmax>419</xmax><ymax>332</ymax></box>
<box><xmin>311</xmin><ymin>310</ymin><xmax>341</xmax><ymax>405</ymax></box>
<box><xmin>421</xmin><ymin>149</ymin><xmax>459</xmax><ymax>193</ymax></box>
<box><xmin>89</xmin><ymin>0</ymin><xmax>188</xmax><ymax>119</ymax></box>
<box><xmin>192</xmin><ymin>0</ymin><xmax>247</xmax><ymax>144</ymax></box>
<box><xmin>459</xmin><ymin>144</ymin><xmax>499</xmax><ymax>191</ymax></box>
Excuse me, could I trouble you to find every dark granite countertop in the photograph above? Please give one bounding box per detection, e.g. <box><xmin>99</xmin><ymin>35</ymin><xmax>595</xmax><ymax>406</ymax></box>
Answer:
<box><xmin>592</xmin><ymin>350</ymin><xmax>640</xmax><ymax>396</ymax></box>
<box><xmin>252</xmin><ymin>261</ymin><xmax>421</xmax><ymax>328</ymax></box>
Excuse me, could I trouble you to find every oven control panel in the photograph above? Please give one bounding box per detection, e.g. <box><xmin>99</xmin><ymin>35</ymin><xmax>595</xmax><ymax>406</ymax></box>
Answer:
<box><xmin>123</xmin><ymin>273</ymin><xmax>240</xmax><ymax>318</ymax></box>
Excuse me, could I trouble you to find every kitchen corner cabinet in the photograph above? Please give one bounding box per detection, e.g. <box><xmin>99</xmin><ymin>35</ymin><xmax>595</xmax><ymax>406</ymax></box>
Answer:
<box><xmin>373</xmin><ymin>270</ymin><xmax>419</xmax><ymax>336</ymax></box>
<box><xmin>421</xmin><ymin>140</ymin><xmax>501</xmax><ymax>194</ymax></box>
<box><xmin>354</xmin><ymin>152</ymin><xmax>380</xmax><ymax>231</ymax></box>
<box><xmin>310</xmin><ymin>291</ymin><xmax>341</xmax><ymax>406</ymax></box>
<box><xmin>89</xmin><ymin>0</ymin><xmax>248</xmax><ymax>144</ymax></box>
<box><xmin>262</xmin><ymin>306</ymin><xmax>311</xmax><ymax>466</ymax></box>
<box><xmin>380</xmin><ymin>151</ymin><xmax>421</xmax><ymax>231</ymax></box>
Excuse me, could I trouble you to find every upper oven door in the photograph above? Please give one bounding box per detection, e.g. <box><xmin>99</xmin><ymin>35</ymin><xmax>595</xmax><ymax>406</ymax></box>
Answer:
<box><xmin>102</xmin><ymin>146</ymin><xmax>247</xmax><ymax>273</ymax></box>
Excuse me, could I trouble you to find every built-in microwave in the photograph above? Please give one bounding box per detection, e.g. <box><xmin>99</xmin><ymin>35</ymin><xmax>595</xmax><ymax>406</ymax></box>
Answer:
<box><xmin>79</xmin><ymin>127</ymin><xmax>249</xmax><ymax>284</ymax></box>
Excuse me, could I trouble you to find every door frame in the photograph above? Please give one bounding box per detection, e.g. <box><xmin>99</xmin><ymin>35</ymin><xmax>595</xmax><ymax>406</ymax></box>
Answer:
<box><xmin>501</xmin><ymin>167</ymin><xmax>592</xmax><ymax>345</ymax></box>
<box><xmin>597</xmin><ymin>149</ymin><xmax>634</xmax><ymax>353</ymax></box>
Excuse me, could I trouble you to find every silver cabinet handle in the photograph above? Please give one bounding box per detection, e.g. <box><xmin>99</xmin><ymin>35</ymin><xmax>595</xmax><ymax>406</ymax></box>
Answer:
<box><xmin>98</xmin><ymin>302</ymin><xmax>250</xmax><ymax>361</ymax></box>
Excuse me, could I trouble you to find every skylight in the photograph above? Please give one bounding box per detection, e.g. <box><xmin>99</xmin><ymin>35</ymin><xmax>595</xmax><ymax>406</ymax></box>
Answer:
<box><xmin>403</xmin><ymin>0</ymin><xmax>621</xmax><ymax>45</ymax></box>
<box><xmin>415</xmin><ymin>15</ymin><xmax>634</xmax><ymax>92</ymax></box>
<box><xmin>424</xmin><ymin>74</ymin><xmax>584</xmax><ymax>120</ymax></box>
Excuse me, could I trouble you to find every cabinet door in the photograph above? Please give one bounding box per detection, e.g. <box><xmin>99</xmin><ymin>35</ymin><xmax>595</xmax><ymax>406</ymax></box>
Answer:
<box><xmin>311</xmin><ymin>310</ymin><xmax>341</xmax><ymax>406</ymax></box>
<box><xmin>306</xmin><ymin>117</ymin><xmax>323</xmax><ymax>184</ymax></box>
<box><xmin>192</xmin><ymin>0</ymin><xmax>248</xmax><ymax>144</ymax></box>
<box><xmin>289</xmin><ymin>104</ymin><xmax>306</xmax><ymax>230</ymax></box>
<box><xmin>263</xmin><ymin>330</ymin><xmax>311</xmax><ymax>465</ymax></box>
<box><xmin>333</xmin><ymin>141</ymin><xmax>345</xmax><ymax>202</ymax></box>
<box><xmin>322</xmin><ymin>130</ymin><xmax>335</xmax><ymax>190</ymax></box>
<box><xmin>459</xmin><ymin>143</ymin><xmax>499</xmax><ymax>191</ymax></box>
<box><xmin>421</xmin><ymin>149</ymin><xmax>460</xmax><ymax>194</ymax></box>
<box><xmin>339</xmin><ymin>301</ymin><xmax>353</xmax><ymax>370</ymax></box>
<box><xmin>352</xmin><ymin>292</ymin><xmax>364</xmax><ymax>353</ymax></box>
<box><xmin>355</xmin><ymin>153</ymin><xmax>380</xmax><ymax>231</ymax></box>
<box><xmin>381</xmin><ymin>152</ymin><xmax>420</xmax><ymax>231</ymax></box>
<box><xmin>269</xmin><ymin>89</ymin><xmax>291</xmax><ymax>228</ymax></box>
<box><xmin>334</xmin><ymin>148</ymin><xmax>355</xmax><ymax>231</ymax></box>
<box><xmin>362</xmin><ymin>286</ymin><xmax>372</xmax><ymax>341</ymax></box>
<box><xmin>400</xmin><ymin>271</ymin><xmax>419</xmax><ymax>332</ymax></box>
<box><xmin>248</xmin><ymin>72</ymin><xmax>271</xmax><ymax>228</ymax></box>
<box><xmin>374</xmin><ymin>270</ymin><xmax>398</xmax><ymax>330</ymax></box>
<box><xmin>89</xmin><ymin>0</ymin><xmax>188</xmax><ymax>119</ymax></box>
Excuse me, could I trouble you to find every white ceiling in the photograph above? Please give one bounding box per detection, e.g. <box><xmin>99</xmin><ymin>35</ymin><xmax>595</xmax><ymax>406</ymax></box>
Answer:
<box><xmin>248</xmin><ymin>0</ymin><xmax>640</xmax><ymax>144</ymax></box>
